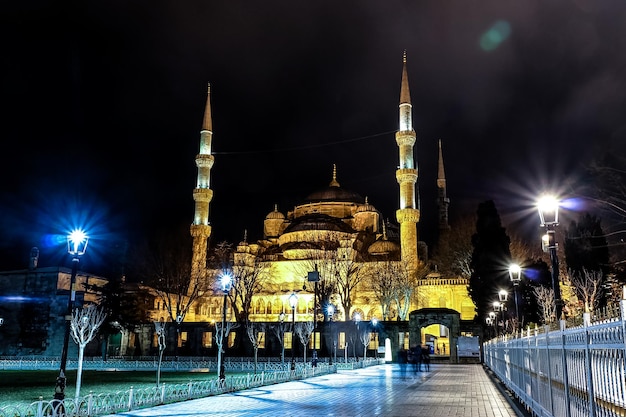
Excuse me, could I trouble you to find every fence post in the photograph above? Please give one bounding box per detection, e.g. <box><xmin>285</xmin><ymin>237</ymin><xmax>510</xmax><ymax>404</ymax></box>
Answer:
<box><xmin>37</xmin><ymin>396</ymin><xmax>43</xmax><ymax>417</ymax></box>
<box><xmin>559</xmin><ymin>319</ymin><xmax>571</xmax><ymax>417</ymax></box>
<box><xmin>583</xmin><ymin>314</ymin><xmax>596</xmax><ymax>417</ymax></box>
<box><xmin>87</xmin><ymin>391</ymin><xmax>93</xmax><ymax>415</ymax></box>
<box><xmin>161</xmin><ymin>383</ymin><xmax>166</xmax><ymax>404</ymax></box>
<box><xmin>128</xmin><ymin>386</ymin><xmax>134</xmax><ymax>411</ymax></box>
<box><xmin>544</xmin><ymin>325</ymin><xmax>555</xmax><ymax>416</ymax></box>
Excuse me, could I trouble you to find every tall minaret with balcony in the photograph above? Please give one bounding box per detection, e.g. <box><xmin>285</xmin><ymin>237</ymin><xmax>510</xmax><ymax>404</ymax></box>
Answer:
<box><xmin>395</xmin><ymin>52</ymin><xmax>420</xmax><ymax>272</ymax></box>
<box><xmin>436</xmin><ymin>139</ymin><xmax>450</xmax><ymax>231</ymax></box>
<box><xmin>190</xmin><ymin>84</ymin><xmax>215</xmax><ymax>279</ymax></box>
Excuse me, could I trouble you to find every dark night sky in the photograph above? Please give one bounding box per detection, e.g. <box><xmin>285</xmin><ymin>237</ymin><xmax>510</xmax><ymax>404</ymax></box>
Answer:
<box><xmin>2</xmin><ymin>1</ymin><xmax>626</xmax><ymax>274</ymax></box>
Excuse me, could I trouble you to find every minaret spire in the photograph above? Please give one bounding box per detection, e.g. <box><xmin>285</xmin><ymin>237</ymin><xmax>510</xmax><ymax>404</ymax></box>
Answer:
<box><xmin>329</xmin><ymin>163</ymin><xmax>340</xmax><ymax>187</ymax></box>
<box><xmin>437</xmin><ymin>139</ymin><xmax>450</xmax><ymax>231</ymax></box>
<box><xmin>191</xmin><ymin>83</ymin><xmax>215</xmax><ymax>279</ymax></box>
<box><xmin>395</xmin><ymin>52</ymin><xmax>421</xmax><ymax>272</ymax></box>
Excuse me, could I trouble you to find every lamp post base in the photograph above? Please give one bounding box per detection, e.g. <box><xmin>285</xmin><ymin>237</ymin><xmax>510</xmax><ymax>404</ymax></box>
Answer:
<box><xmin>53</xmin><ymin>371</ymin><xmax>66</xmax><ymax>401</ymax></box>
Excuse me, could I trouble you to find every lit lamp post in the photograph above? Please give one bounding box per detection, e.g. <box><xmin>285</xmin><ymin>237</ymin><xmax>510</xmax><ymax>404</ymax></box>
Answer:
<box><xmin>54</xmin><ymin>229</ymin><xmax>88</xmax><ymax>402</ymax></box>
<box><xmin>289</xmin><ymin>292</ymin><xmax>298</xmax><ymax>371</ymax></box>
<box><xmin>498</xmin><ymin>289</ymin><xmax>509</xmax><ymax>334</ymax></box>
<box><xmin>279</xmin><ymin>312</ymin><xmax>285</xmax><ymax>364</ymax></box>
<box><xmin>488</xmin><ymin>311</ymin><xmax>496</xmax><ymax>338</ymax></box>
<box><xmin>307</xmin><ymin>266</ymin><xmax>320</xmax><ymax>366</ymax></box>
<box><xmin>537</xmin><ymin>194</ymin><xmax>563</xmax><ymax>320</ymax></box>
<box><xmin>327</xmin><ymin>305</ymin><xmax>335</xmax><ymax>365</ymax></box>
<box><xmin>219</xmin><ymin>273</ymin><xmax>232</xmax><ymax>381</ymax></box>
<box><xmin>354</xmin><ymin>313</ymin><xmax>361</xmax><ymax>361</ymax></box>
<box><xmin>509</xmin><ymin>264</ymin><xmax>522</xmax><ymax>331</ymax></box>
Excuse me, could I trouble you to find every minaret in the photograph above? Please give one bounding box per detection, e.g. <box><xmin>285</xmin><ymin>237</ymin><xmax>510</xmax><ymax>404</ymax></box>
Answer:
<box><xmin>436</xmin><ymin>139</ymin><xmax>450</xmax><ymax>231</ymax></box>
<box><xmin>190</xmin><ymin>83</ymin><xmax>215</xmax><ymax>279</ymax></box>
<box><xmin>395</xmin><ymin>51</ymin><xmax>420</xmax><ymax>272</ymax></box>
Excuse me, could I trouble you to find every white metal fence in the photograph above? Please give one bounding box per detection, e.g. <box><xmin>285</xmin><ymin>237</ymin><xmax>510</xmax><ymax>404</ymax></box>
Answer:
<box><xmin>483</xmin><ymin>300</ymin><xmax>626</xmax><ymax>417</ymax></box>
<box><xmin>0</xmin><ymin>358</ymin><xmax>383</xmax><ymax>417</ymax></box>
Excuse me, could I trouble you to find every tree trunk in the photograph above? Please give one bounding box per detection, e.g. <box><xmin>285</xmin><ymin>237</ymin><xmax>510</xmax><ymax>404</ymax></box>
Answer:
<box><xmin>75</xmin><ymin>345</ymin><xmax>85</xmax><ymax>400</ymax></box>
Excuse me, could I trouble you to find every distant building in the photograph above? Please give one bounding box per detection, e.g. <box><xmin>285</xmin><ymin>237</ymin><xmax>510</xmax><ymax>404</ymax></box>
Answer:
<box><xmin>0</xmin><ymin>249</ymin><xmax>107</xmax><ymax>356</ymax></box>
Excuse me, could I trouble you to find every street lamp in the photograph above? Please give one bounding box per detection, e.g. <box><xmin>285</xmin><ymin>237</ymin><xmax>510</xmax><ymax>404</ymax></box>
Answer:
<box><xmin>492</xmin><ymin>300</ymin><xmax>507</xmax><ymax>336</ymax></box>
<box><xmin>509</xmin><ymin>264</ymin><xmax>522</xmax><ymax>331</ymax></box>
<box><xmin>488</xmin><ymin>311</ymin><xmax>497</xmax><ymax>338</ymax></box>
<box><xmin>354</xmin><ymin>313</ymin><xmax>361</xmax><ymax>361</ymax></box>
<box><xmin>279</xmin><ymin>312</ymin><xmax>285</xmax><ymax>364</ymax></box>
<box><xmin>537</xmin><ymin>194</ymin><xmax>563</xmax><ymax>320</ymax></box>
<box><xmin>498</xmin><ymin>290</ymin><xmax>508</xmax><ymax>334</ymax></box>
<box><xmin>327</xmin><ymin>305</ymin><xmax>335</xmax><ymax>365</ymax></box>
<box><xmin>54</xmin><ymin>229</ymin><xmax>88</xmax><ymax>402</ymax></box>
<box><xmin>307</xmin><ymin>266</ymin><xmax>320</xmax><ymax>366</ymax></box>
<box><xmin>219</xmin><ymin>273</ymin><xmax>232</xmax><ymax>381</ymax></box>
<box><xmin>289</xmin><ymin>292</ymin><xmax>298</xmax><ymax>371</ymax></box>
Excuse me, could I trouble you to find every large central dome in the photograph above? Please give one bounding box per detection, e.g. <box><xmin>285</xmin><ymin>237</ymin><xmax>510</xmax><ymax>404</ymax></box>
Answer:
<box><xmin>303</xmin><ymin>164</ymin><xmax>364</xmax><ymax>204</ymax></box>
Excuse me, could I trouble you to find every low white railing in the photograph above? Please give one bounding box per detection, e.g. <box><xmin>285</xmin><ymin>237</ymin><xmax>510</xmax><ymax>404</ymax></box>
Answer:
<box><xmin>0</xmin><ymin>358</ymin><xmax>384</xmax><ymax>417</ymax></box>
<box><xmin>484</xmin><ymin>300</ymin><xmax>626</xmax><ymax>417</ymax></box>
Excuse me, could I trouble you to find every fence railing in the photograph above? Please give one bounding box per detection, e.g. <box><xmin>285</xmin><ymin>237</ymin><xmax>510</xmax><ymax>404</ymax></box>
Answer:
<box><xmin>0</xmin><ymin>357</ymin><xmax>383</xmax><ymax>417</ymax></box>
<box><xmin>483</xmin><ymin>300</ymin><xmax>626</xmax><ymax>417</ymax></box>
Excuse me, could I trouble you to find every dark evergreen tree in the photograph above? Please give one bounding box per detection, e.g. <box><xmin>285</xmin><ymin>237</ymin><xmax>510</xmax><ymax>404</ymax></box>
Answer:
<box><xmin>469</xmin><ymin>201</ymin><xmax>513</xmax><ymax>323</ymax></box>
<box><xmin>564</xmin><ymin>213</ymin><xmax>611</xmax><ymax>307</ymax></box>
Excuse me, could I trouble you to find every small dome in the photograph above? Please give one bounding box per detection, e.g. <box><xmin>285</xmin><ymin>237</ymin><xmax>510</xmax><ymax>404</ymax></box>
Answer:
<box><xmin>367</xmin><ymin>221</ymin><xmax>400</xmax><ymax>255</ymax></box>
<box><xmin>265</xmin><ymin>204</ymin><xmax>285</xmax><ymax>220</ymax></box>
<box><xmin>356</xmin><ymin>196</ymin><xmax>377</xmax><ymax>213</ymax></box>
<box><xmin>367</xmin><ymin>238</ymin><xmax>400</xmax><ymax>255</ymax></box>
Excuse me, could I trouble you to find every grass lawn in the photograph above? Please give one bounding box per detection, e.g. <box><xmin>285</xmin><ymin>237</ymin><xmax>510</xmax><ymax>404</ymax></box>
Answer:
<box><xmin>0</xmin><ymin>369</ymin><xmax>224</xmax><ymax>407</ymax></box>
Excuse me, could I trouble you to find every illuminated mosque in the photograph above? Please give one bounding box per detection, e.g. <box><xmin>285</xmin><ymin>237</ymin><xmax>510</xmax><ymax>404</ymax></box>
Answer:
<box><xmin>186</xmin><ymin>52</ymin><xmax>476</xmax><ymax>355</ymax></box>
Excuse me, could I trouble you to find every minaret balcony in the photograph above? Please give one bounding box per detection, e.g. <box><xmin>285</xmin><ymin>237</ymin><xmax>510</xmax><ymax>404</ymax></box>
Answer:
<box><xmin>395</xmin><ymin>132</ymin><xmax>416</xmax><ymax>146</ymax></box>
<box><xmin>395</xmin><ymin>169</ymin><xmax>417</xmax><ymax>183</ymax></box>
<box><xmin>193</xmin><ymin>188</ymin><xmax>213</xmax><ymax>202</ymax></box>
<box><xmin>195</xmin><ymin>154</ymin><xmax>215</xmax><ymax>168</ymax></box>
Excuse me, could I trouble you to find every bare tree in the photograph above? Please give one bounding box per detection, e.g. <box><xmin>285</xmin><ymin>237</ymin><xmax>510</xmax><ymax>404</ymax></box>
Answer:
<box><xmin>246</xmin><ymin>322</ymin><xmax>266</xmax><ymax>373</ymax></box>
<box><xmin>230</xmin><ymin>248</ymin><xmax>270</xmax><ymax>324</ymax></box>
<box><xmin>215</xmin><ymin>321</ymin><xmax>240</xmax><ymax>378</ymax></box>
<box><xmin>334</xmin><ymin>243</ymin><xmax>367</xmax><ymax>322</ymax></box>
<box><xmin>432</xmin><ymin>215</ymin><xmax>475</xmax><ymax>277</ymax></box>
<box><xmin>294</xmin><ymin>321</ymin><xmax>314</xmax><ymax>363</ymax></box>
<box><xmin>570</xmin><ymin>268</ymin><xmax>603</xmax><ymax>313</ymax></box>
<box><xmin>358</xmin><ymin>327</ymin><xmax>371</xmax><ymax>360</ymax></box>
<box><xmin>154</xmin><ymin>319</ymin><xmax>166</xmax><ymax>386</ymax></box>
<box><xmin>135</xmin><ymin>228</ymin><xmax>211</xmax><ymax>349</ymax></box>
<box><xmin>270</xmin><ymin>321</ymin><xmax>291</xmax><ymax>364</ymax></box>
<box><xmin>367</xmin><ymin>260</ymin><xmax>396</xmax><ymax>320</ymax></box>
<box><xmin>533</xmin><ymin>286</ymin><xmax>556</xmax><ymax>324</ymax></box>
<box><xmin>70</xmin><ymin>305</ymin><xmax>107</xmax><ymax>399</ymax></box>
<box><xmin>393</xmin><ymin>261</ymin><xmax>428</xmax><ymax>321</ymax></box>
<box><xmin>289</xmin><ymin>232</ymin><xmax>343</xmax><ymax>319</ymax></box>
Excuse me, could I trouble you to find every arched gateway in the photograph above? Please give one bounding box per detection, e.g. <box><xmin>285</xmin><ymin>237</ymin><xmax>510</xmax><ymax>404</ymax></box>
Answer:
<box><xmin>409</xmin><ymin>308</ymin><xmax>461</xmax><ymax>364</ymax></box>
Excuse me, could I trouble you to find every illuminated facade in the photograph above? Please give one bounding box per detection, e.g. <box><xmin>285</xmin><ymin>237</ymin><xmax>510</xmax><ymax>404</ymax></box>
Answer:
<box><xmin>186</xmin><ymin>54</ymin><xmax>476</xmax><ymax>351</ymax></box>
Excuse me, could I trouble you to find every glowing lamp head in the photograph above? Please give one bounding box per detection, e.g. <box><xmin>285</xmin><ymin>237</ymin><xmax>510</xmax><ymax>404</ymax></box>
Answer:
<box><xmin>289</xmin><ymin>292</ymin><xmax>298</xmax><ymax>309</ymax></box>
<box><xmin>354</xmin><ymin>313</ymin><xmax>361</xmax><ymax>322</ymax></box>
<box><xmin>498</xmin><ymin>290</ymin><xmax>508</xmax><ymax>302</ymax></box>
<box><xmin>220</xmin><ymin>274</ymin><xmax>232</xmax><ymax>292</ymax></box>
<box><xmin>493</xmin><ymin>301</ymin><xmax>501</xmax><ymax>310</ymax></box>
<box><xmin>537</xmin><ymin>195</ymin><xmax>560</xmax><ymax>226</ymax></box>
<box><xmin>509</xmin><ymin>264</ymin><xmax>522</xmax><ymax>284</ymax></box>
<box><xmin>327</xmin><ymin>305</ymin><xmax>334</xmax><ymax>316</ymax></box>
<box><xmin>67</xmin><ymin>229</ymin><xmax>89</xmax><ymax>256</ymax></box>
<box><xmin>372</xmin><ymin>318</ymin><xmax>378</xmax><ymax>326</ymax></box>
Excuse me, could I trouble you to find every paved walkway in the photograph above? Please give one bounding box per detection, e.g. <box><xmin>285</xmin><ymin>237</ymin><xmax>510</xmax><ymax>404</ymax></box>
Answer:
<box><xmin>103</xmin><ymin>363</ymin><xmax>524</xmax><ymax>417</ymax></box>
